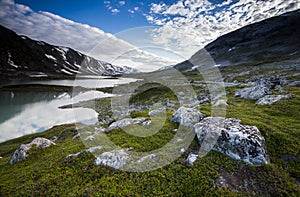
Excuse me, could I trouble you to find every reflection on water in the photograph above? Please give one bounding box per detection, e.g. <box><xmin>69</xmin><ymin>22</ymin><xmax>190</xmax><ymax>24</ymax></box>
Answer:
<box><xmin>23</xmin><ymin>77</ymin><xmax>138</xmax><ymax>88</ymax></box>
<box><xmin>0</xmin><ymin>90</ymin><xmax>113</xmax><ymax>142</ymax></box>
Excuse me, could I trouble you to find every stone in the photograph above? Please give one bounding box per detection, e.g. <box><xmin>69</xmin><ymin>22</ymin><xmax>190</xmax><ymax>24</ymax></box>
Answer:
<box><xmin>288</xmin><ymin>81</ymin><xmax>300</xmax><ymax>87</ymax></box>
<box><xmin>141</xmin><ymin>120</ymin><xmax>152</xmax><ymax>127</ymax></box>
<box><xmin>187</xmin><ymin>153</ymin><xmax>198</xmax><ymax>164</ymax></box>
<box><xmin>51</xmin><ymin>136</ymin><xmax>58</xmax><ymax>142</ymax></box>
<box><xmin>136</xmin><ymin>154</ymin><xmax>156</xmax><ymax>163</ymax></box>
<box><xmin>255</xmin><ymin>94</ymin><xmax>291</xmax><ymax>105</ymax></box>
<box><xmin>106</xmin><ymin>118</ymin><xmax>146</xmax><ymax>133</ymax></box>
<box><xmin>194</xmin><ymin>117</ymin><xmax>269</xmax><ymax>166</ymax></box>
<box><xmin>66</xmin><ymin>146</ymin><xmax>103</xmax><ymax>159</ymax></box>
<box><xmin>148</xmin><ymin>107</ymin><xmax>166</xmax><ymax>117</ymax></box>
<box><xmin>9</xmin><ymin>137</ymin><xmax>55</xmax><ymax>164</ymax></box>
<box><xmin>94</xmin><ymin>149</ymin><xmax>131</xmax><ymax>169</ymax></box>
<box><xmin>235</xmin><ymin>85</ymin><xmax>271</xmax><ymax>100</ymax></box>
<box><xmin>212</xmin><ymin>99</ymin><xmax>228</xmax><ymax>107</ymax></box>
<box><xmin>197</xmin><ymin>93</ymin><xmax>211</xmax><ymax>104</ymax></box>
<box><xmin>171</xmin><ymin>107</ymin><xmax>205</xmax><ymax>127</ymax></box>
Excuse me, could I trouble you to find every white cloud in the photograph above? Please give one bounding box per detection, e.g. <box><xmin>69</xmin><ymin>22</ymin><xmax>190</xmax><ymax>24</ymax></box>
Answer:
<box><xmin>111</xmin><ymin>8</ymin><xmax>120</xmax><ymax>13</ymax></box>
<box><xmin>128</xmin><ymin>9</ymin><xmax>134</xmax><ymax>14</ymax></box>
<box><xmin>134</xmin><ymin>6</ymin><xmax>139</xmax><ymax>11</ymax></box>
<box><xmin>0</xmin><ymin>0</ymin><xmax>176</xmax><ymax>71</ymax></box>
<box><xmin>145</xmin><ymin>0</ymin><xmax>300</xmax><ymax>59</ymax></box>
<box><xmin>119</xmin><ymin>1</ymin><xmax>125</xmax><ymax>6</ymax></box>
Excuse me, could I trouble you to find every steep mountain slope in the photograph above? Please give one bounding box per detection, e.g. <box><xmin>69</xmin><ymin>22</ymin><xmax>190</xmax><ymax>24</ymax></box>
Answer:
<box><xmin>174</xmin><ymin>10</ymin><xmax>300</xmax><ymax>71</ymax></box>
<box><xmin>0</xmin><ymin>25</ymin><xmax>137</xmax><ymax>80</ymax></box>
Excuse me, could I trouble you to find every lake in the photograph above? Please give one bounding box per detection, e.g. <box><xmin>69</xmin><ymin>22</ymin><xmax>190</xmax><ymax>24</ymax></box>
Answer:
<box><xmin>0</xmin><ymin>77</ymin><xmax>138</xmax><ymax>142</ymax></box>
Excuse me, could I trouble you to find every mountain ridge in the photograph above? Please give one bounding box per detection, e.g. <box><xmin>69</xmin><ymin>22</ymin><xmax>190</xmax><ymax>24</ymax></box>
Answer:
<box><xmin>0</xmin><ymin>25</ymin><xmax>137</xmax><ymax>80</ymax></box>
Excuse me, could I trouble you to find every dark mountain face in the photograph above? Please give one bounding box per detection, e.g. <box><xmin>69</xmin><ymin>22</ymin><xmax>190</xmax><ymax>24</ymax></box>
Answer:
<box><xmin>0</xmin><ymin>25</ymin><xmax>137</xmax><ymax>80</ymax></box>
<box><xmin>175</xmin><ymin>10</ymin><xmax>300</xmax><ymax>71</ymax></box>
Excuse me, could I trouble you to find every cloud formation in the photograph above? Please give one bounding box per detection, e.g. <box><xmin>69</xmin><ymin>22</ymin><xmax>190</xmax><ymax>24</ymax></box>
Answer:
<box><xmin>145</xmin><ymin>0</ymin><xmax>300</xmax><ymax>58</ymax></box>
<box><xmin>0</xmin><ymin>0</ymin><xmax>177</xmax><ymax>71</ymax></box>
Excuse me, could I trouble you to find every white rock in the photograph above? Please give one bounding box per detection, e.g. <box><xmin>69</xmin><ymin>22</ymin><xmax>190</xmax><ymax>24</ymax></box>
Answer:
<box><xmin>106</xmin><ymin>118</ymin><xmax>146</xmax><ymax>133</ymax></box>
<box><xmin>148</xmin><ymin>107</ymin><xmax>166</xmax><ymax>117</ymax></box>
<box><xmin>256</xmin><ymin>94</ymin><xmax>291</xmax><ymax>105</ymax></box>
<box><xmin>9</xmin><ymin>137</ymin><xmax>55</xmax><ymax>164</ymax></box>
<box><xmin>171</xmin><ymin>107</ymin><xmax>205</xmax><ymax>127</ymax></box>
<box><xmin>187</xmin><ymin>153</ymin><xmax>198</xmax><ymax>164</ymax></box>
<box><xmin>235</xmin><ymin>85</ymin><xmax>271</xmax><ymax>100</ymax></box>
<box><xmin>94</xmin><ymin>149</ymin><xmax>131</xmax><ymax>169</ymax></box>
<box><xmin>194</xmin><ymin>117</ymin><xmax>269</xmax><ymax>166</ymax></box>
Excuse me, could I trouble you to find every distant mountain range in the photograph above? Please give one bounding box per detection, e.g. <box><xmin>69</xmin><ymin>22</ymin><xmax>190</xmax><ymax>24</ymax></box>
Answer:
<box><xmin>174</xmin><ymin>10</ymin><xmax>300</xmax><ymax>71</ymax></box>
<box><xmin>0</xmin><ymin>25</ymin><xmax>137</xmax><ymax>80</ymax></box>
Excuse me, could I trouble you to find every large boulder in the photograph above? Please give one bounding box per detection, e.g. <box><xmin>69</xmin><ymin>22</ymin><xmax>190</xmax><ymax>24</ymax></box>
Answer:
<box><xmin>194</xmin><ymin>117</ymin><xmax>269</xmax><ymax>166</ymax></box>
<box><xmin>9</xmin><ymin>137</ymin><xmax>55</xmax><ymax>164</ymax></box>
<box><xmin>106</xmin><ymin>118</ymin><xmax>146</xmax><ymax>133</ymax></box>
<box><xmin>171</xmin><ymin>107</ymin><xmax>205</xmax><ymax>127</ymax></box>
<box><xmin>256</xmin><ymin>94</ymin><xmax>291</xmax><ymax>105</ymax></box>
<box><xmin>235</xmin><ymin>85</ymin><xmax>271</xmax><ymax>100</ymax></box>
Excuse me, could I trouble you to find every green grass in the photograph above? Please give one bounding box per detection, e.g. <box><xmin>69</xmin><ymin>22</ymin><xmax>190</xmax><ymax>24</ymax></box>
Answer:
<box><xmin>0</xmin><ymin>65</ymin><xmax>299</xmax><ymax>196</ymax></box>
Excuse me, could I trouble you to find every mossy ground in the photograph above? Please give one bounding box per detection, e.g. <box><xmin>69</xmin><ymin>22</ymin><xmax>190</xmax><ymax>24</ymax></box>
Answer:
<box><xmin>0</xmin><ymin>66</ymin><xmax>299</xmax><ymax>196</ymax></box>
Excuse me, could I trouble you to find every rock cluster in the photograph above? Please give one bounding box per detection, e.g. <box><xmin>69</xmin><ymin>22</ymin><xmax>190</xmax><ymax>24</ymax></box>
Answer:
<box><xmin>9</xmin><ymin>137</ymin><xmax>55</xmax><ymax>164</ymax></box>
<box><xmin>235</xmin><ymin>77</ymin><xmax>292</xmax><ymax>104</ymax></box>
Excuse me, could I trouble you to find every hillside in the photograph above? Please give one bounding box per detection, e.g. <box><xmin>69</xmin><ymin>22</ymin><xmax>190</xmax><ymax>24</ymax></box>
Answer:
<box><xmin>0</xmin><ymin>25</ymin><xmax>137</xmax><ymax>80</ymax></box>
<box><xmin>174</xmin><ymin>10</ymin><xmax>300</xmax><ymax>71</ymax></box>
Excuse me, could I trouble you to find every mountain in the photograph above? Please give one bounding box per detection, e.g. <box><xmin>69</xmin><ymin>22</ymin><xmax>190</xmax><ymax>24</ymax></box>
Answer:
<box><xmin>174</xmin><ymin>10</ymin><xmax>300</xmax><ymax>71</ymax></box>
<box><xmin>0</xmin><ymin>25</ymin><xmax>137</xmax><ymax>80</ymax></box>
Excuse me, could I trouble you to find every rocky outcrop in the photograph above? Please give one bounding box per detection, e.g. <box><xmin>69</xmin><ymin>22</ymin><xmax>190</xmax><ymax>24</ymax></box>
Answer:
<box><xmin>194</xmin><ymin>117</ymin><xmax>269</xmax><ymax>166</ymax></box>
<box><xmin>288</xmin><ymin>81</ymin><xmax>300</xmax><ymax>87</ymax></box>
<box><xmin>256</xmin><ymin>94</ymin><xmax>291</xmax><ymax>105</ymax></box>
<box><xmin>106</xmin><ymin>118</ymin><xmax>146</xmax><ymax>133</ymax></box>
<box><xmin>9</xmin><ymin>137</ymin><xmax>55</xmax><ymax>164</ymax></box>
<box><xmin>235</xmin><ymin>85</ymin><xmax>271</xmax><ymax>100</ymax></box>
<box><xmin>171</xmin><ymin>107</ymin><xmax>205</xmax><ymax>127</ymax></box>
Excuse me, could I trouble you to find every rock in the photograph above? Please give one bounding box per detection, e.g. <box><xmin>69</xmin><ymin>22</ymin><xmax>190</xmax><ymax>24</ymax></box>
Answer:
<box><xmin>235</xmin><ymin>85</ymin><xmax>271</xmax><ymax>100</ymax></box>
<box><xmin>288</xmin><ymin>81</ymin><xmax>300</xmax><ymax>87</ymax></box>
<box><xmin>72</xmin><ymin>133</ymin><xmax>80</xmax><ymax>140</ymax></box>
<box><xmin>148</xmin><ymin>107</ymin><xmax>166</xmax><ymax>117</ymax></box>
<box><xmin>99</xmin><ymin>116</ymin><xmax>114</xmax><ymax>125</ymax></box>
<box><xmin>94</xmin><ymin>149</ymin><xmax>131</xmax><ymax>169</ymax></box>
<box><xmin>106</xmin><ymin>118</ymin><xmax>146</xmax><ymax>133</ymax></box>
<box><xmin>187</xmin><ymin>153</ymin><xmax>198</xmax><ymax>164</ymax></box>
<box><xmin>197</xmin><ymin>93</ymin><xmax>211</xmax><ymax>104</ymax></box>
<box><xmin>136</xmin><ymin>154</ymin><xmax>156</xmax><ymax>163</ymax></box>
<box><xmin>214</xmin><ymin>176</ymin><xmax>229</xmax><ymax>189</ymax></box>
<box><xmin>141</xmin><ymin>120</ymin><xmax>152</xmax><ymax>127</ymax></box>
<box><xmin>194</xmin><ymin>117</ymin><xmax>269</xmax><ymax>165</ymax></box>
<box><xmin>274</xmin><ymin>85</ymin><xmax>286</xmax><ymax>94</ymax></box>
<box><xmin>171</xmin><ymin>107</ymin><xmax>205</xmax><ymax>127</ymax></box>
<box><xmin>66</xmin><ymin>146</ymin><xmax>103</xmax><ymax>159</ymax></box>
<box><xmin>9</xmin><ymin>137</ymin><xmax>55</xmax><ymax>164</ymax></box>
<box><xmin>167</xmin><ymin>100</ymin><xmax>180</xmax><ymax>107</ymax></box>
<box><xmin>51</xmin><ymin>136</ymin><xmax>58</xmax><ymax>142</ymax></box>
<box><xmin>0</xmin><ymin>156</ymin><xmax>2</xmax><ymax>159</ymax></box>
<box><xmin>66</xmin><ymin>152</ymin><xmax>81</xmax><ymax>159</ymax></box>
<box><xmin>212</xmin><ymin>99</ymin><xmax>228</xmax><ymax>107</ymax></box>
<box><xmin>93</xmin><ymin>126</ymin><xmax>106</xmax><ymax>136</ymax></box>
<box><xmin>255</xmin><ymin>94</ymin><xmax>291</xmax><ymax>105</ymax></box>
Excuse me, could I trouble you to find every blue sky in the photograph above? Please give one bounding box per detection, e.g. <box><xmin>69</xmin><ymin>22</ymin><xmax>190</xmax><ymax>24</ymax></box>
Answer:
<box><xmin>1</xmin><ymin>0</ymin><xmax>299</xmax><ymax>71</ymax></box>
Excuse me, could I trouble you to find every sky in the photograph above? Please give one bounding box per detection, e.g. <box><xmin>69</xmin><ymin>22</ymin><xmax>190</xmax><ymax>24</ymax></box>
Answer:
<box><xmin>0</xmin><ymin>0</ymin><xmax>299</xmax><ymax>71</ymax></box>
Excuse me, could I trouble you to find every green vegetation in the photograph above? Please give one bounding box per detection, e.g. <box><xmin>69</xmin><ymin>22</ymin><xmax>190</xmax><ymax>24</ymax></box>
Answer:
<box><xmin>0</xmin><ymin>65</ymin><xmax>299</xmax><ymax>196</ymax></box>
